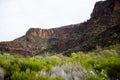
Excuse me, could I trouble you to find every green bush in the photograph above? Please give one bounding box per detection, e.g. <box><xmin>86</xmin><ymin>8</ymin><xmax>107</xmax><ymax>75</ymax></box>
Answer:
<box><xmin>11</xmin><ymin>69</ymin><xmax>36</xmax><ymax>80</ymax></box>
<box><xmin>0</xmin><ymin>47</ymin><xmax>119</xmax><ymax>80</ymax></box>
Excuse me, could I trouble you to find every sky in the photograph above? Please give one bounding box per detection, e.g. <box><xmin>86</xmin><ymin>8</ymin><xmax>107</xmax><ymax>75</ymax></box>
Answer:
<box><xmin>0</xmin><ymin>0</ymin><xmax>102</xmax><ymax>41</ymax></box>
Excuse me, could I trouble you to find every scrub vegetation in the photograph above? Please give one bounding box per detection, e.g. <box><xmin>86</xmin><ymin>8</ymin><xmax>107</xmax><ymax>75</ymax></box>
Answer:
<box><xmin>0</xmin><ymin>44</ymin><xmax>120</xmax><ymax>80</ymax></box>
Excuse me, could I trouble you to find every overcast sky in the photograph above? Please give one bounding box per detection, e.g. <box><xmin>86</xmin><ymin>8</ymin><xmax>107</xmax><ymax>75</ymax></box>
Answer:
<box><xmin>0</xmin><ymin>0</ymin><xmax>102</xmax><ymax>41</ymax></box>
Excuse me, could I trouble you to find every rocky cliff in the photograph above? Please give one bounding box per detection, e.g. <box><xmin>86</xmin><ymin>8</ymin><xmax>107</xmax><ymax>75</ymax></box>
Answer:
<box><xmin>26</xmin><ymin>26</ymin><xmax>75</xmax><ymax>39</ymax></box>
<box><xmin>91</xmin><ymin>0</ymin><xmax>120</xmax><ymax>18</ymax></box>
<box><xmin>0</xmin><ymin>0</ymin><xmax>120</xmax><ymax>55</ymax></box>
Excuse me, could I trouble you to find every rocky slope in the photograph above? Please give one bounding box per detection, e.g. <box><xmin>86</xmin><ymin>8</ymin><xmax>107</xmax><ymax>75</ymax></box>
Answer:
<box><xmin>0</xmin><ymin>0</ymin><xmax>120</xmax><ymax>55</ymax></box>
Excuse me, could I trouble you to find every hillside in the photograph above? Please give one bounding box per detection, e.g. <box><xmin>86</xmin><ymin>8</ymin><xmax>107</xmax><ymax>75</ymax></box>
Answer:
<box><xmin>0</xmin><ymin>0</ymin><xmax>120</xmax><ymax>55</ymax></box>
<box><xmin>0</xmin><ymin>0</ymin><xmax>120</xmax><ymax>80</ymax></box>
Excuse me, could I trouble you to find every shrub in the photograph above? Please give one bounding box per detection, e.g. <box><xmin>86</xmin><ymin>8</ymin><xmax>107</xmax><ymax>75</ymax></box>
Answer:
<box><xmin>99</xmin><ymin>49</ymin><xmax>118</xmax><ymax>58</ymax></box>
<box><xmin>11</xmin><ymin>69</ymin><xmax>36</xmax><ymax>80</ymax></box>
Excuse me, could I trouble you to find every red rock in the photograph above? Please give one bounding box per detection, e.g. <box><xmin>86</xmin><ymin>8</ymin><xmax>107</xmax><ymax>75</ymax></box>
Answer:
<box><xmin>0</xmin><ymin>0</ymin><xmax>120</xmax><ymax>55</ymax></box>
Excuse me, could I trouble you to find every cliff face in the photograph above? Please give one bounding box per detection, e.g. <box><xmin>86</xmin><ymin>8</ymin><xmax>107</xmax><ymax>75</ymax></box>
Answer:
<box><xmin>26</xmin><ymin>26</ymin><xmax>75</xmax><ymax>39</ymax></box>
<box><xmin>114</xmin><ymin>0</ymin><xmax>120</xmax><ymax>11</ymax></box>
<box><xmin>0</xmin><ymin>0</ymin><xmax>120</xmax><ymax>55</ymax></box>
<box><xmin>26</xmin><ymin>28</ymin><xmax>59</xmax><ymax>39</ymax></box>
<box><xmin>91</xmin><ymin>0</ymin><xmax>120</xmax><ymax>18</ymax></box>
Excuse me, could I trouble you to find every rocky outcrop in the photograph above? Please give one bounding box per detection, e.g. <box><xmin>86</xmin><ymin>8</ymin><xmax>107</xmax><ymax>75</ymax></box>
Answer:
<box><xmin>114</xmin><ymin>0</ymin><xmax>120</xmax><ymax>11</ymax></box>
<box><xmin>26</xmin><ymin>26</ymin><xmax>75</xmax><ymax>39</ymax></box>
<box><xmin>91</xmin><ymin>0</ymin><xmax>120</xmax><ymax>18</ymax></box>
<box><xmin>26</xmin><ymin>28</ymin><xmax>59</xmax><ymax>39</ymax></box>
<box><xmin>0</xmin><ymin>0</ymin><xmax>120</xmax><ymax>55</ymax></box>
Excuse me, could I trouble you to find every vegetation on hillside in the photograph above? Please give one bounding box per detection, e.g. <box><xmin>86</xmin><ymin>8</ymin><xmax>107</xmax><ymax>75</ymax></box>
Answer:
<box><xmin>0</xmin><ymin>44</ymin><xmax>120</xmax><ymax>80</ymax></box>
